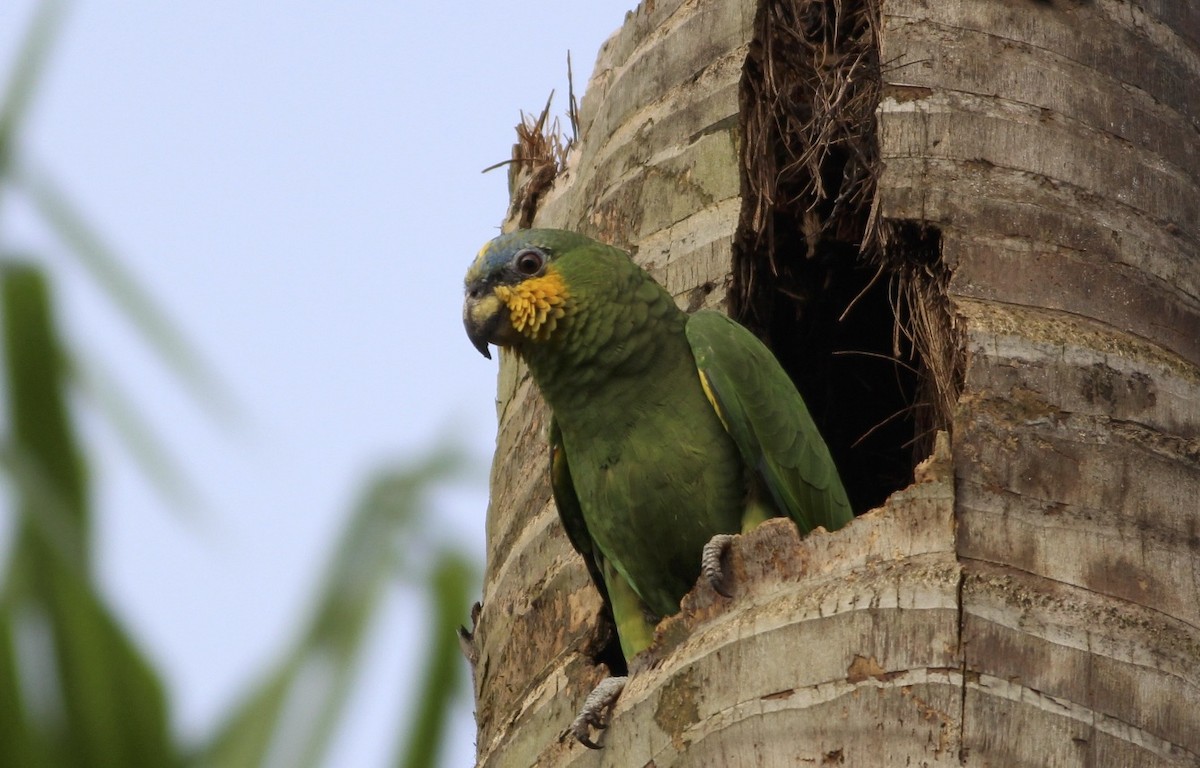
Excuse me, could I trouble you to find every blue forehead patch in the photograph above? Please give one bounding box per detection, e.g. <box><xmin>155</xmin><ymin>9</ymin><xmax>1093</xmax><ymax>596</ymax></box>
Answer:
<box><xmin>466</xmin><ymin>231</ymin><xmax>531</xmax><ymax>284</ymax></box>
<box><xmin>464</xmin><ymin>229</ymin><xmax>582</xmax><ymax>287</ymax></box>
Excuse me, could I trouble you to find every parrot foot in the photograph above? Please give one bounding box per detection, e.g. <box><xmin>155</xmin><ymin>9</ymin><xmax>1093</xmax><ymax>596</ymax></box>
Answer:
<box><xmin>701</xmin><ymin>533</ymin><xmax>735</xmax><ymax>597</ymax></box>
<box><xmin>569</xmin><ymin>675</ymin><xmax>628</xmax><ymax>749</ymax></box>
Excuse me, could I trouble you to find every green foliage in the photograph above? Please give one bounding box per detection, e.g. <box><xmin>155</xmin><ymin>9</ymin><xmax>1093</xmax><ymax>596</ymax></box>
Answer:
<box><xmin>1</xmin><ymin>263</ymin><xmax>179</xmax><ymax>768</ymax></box>
<box><xmin>0</xmin><ymin>3</ymin><xmax>480</xmax><ymax>767</ymax></box>
<box><xmin>1</xmin><ymin>4</ymin><xmax>177</xmax><ymax>765</ymax></box>
<box><xmin>198</xmin><ymin>451</ymin><xmax>477</xmax><ymax>768</ymax></box>
<box><xmin>394</xmin><ymin>551</ymin><xmax>474</xmax><ymax>768</ymax></box>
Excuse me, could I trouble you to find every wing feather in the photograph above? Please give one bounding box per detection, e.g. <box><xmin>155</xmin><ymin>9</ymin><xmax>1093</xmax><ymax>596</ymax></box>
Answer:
<box><xmin>686</xmin><ymin>310</ymin><xmax>853</xmax><ymax>534</ymax></box>
<box><xmin>549</xmin><ymin>418</ymin><xmax>612</xmax><ymax>610</ymax></box>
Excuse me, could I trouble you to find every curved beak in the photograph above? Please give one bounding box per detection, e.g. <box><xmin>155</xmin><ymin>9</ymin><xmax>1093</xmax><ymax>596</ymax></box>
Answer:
<box><xmin>463</xmin><ymin>289</ymin><xmax>505</xmax><ymax>360</ymax></box>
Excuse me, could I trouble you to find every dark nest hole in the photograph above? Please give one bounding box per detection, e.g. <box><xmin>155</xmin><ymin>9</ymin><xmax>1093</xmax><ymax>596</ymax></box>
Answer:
<box><xmin>731</xmin><ymin>0</ymin><xmax>962</xmax><ymax>514</ymax></box>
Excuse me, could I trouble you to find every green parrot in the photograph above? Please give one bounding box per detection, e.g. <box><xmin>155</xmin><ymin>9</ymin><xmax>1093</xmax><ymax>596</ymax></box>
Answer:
<box><xmin>463</xmin><ymin>228</ymin><xmax>852</xmax><ymax>747</ymax></box>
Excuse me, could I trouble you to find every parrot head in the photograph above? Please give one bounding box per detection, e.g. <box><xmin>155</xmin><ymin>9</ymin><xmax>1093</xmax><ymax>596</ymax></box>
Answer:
<box><xmin>463</xmin><ymin>229</ymin><xmax>591</xmax><ymax>359</ymax></box>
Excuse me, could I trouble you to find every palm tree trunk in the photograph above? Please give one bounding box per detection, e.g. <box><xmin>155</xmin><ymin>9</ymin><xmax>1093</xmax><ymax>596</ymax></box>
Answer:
<box><xmin>467</xmin><ymin>1</ymin><xmax>1200</xmax><ymax>765</ymax></box>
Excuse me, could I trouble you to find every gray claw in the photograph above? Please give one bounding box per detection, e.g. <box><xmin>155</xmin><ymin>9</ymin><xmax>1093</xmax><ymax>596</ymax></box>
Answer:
<box><xmin>702</xmin><ymin>533</ymin><xmax>735</xmax><ymax>597</ymax></box>
<box><xmin>570</xmin><ymin>675</ymin><xmax>628</xmax><ymax>749</ymax></box>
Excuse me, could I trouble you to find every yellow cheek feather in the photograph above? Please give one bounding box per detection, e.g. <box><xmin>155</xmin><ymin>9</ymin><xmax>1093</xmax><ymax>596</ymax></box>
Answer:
<box><xmin>494</xmin><ymin>270</ymin><xmax>570</xmax><ymax>342</ymax></box>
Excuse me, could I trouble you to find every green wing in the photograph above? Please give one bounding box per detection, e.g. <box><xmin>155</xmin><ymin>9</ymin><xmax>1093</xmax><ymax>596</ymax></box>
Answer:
<box><xmin>549</xmin><ymin>418</ymin><xmax>611</xmax><ymax>610</ymax></box>
<box><xmin>685</xmin><ymin>310</ymin><xmax>853</xmax><ymax>535</ymax></box>
<box><xmin>551</xmin><ymin>419</ymin><xmax>669</xmax><ymax>660</ymax></box>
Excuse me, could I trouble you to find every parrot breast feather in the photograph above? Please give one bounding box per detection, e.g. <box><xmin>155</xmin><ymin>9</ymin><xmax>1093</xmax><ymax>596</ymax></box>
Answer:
<box><xmin>685</xmin><ymin>310</ymin><xmax>853</xmax><ymax>535</ymax></box>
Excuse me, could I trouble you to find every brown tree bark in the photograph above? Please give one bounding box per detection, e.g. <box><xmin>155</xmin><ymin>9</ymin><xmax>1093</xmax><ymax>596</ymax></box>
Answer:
<box><xmin>466</xmin><ymin>1</ymin><xmax>1200</xmax><ymax>765</ymax></box>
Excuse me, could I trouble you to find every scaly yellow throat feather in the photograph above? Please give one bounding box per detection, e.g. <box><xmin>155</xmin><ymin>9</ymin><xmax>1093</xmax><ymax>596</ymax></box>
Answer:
<box><xmin>495</xmin><ymin>270</ymin><xmax>569</xmax><ymax>342</ymax></box>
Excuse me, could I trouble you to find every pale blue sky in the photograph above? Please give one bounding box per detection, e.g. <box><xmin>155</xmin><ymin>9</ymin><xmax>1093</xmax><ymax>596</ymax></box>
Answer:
<box><xmin>0</xmin><ymin>2</ymin><xmax>633</xmax><ymax>766</ymax></box>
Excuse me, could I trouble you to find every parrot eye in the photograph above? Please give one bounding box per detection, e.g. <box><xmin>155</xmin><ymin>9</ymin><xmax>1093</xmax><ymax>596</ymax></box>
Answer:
<box><xmin>514</xmin><ymin>249</ymin><xmax>545</xmax><ymax>276</ymax></box>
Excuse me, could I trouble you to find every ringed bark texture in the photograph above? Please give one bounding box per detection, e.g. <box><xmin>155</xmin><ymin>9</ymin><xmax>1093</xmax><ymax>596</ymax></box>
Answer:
<box><xmin>880</xmin><ymin>1</ymin><xmax>1200</xmax><ymax>764</ymax></box>
<box><xmin>469</xmin><ymin>1</ymin><xmax>1200</xmax><ymax>766</ymax></box>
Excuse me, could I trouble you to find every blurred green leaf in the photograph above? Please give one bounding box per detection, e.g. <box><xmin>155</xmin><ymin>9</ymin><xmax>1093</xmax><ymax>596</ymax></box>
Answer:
<box><xmin>17</xmin><ymin>554</ymin><xmax>178</xmax><ymax>768</ymax></box>
<box><xmin>1</xmin><ymin>261</ymin><xmax>178</xmax><ymax>768</ymax></box>
<box><xmin>0</xmin><ymin>0</ymin><xmax>65</xmax><ymax>180</ymax></box>
<box><xmin>197</xmin><ymin>448</ymin><xmax>473</xmax><ymax>768</ymax></box>
<box><xmin>19</xmin><ymin>167</ymin><xmax>238</xmax><ymax>423</ymax></box>
<box><xmin>1</xmin><ymin>5</ymin><xmax>184</xmax><ymax>761</ymax></box>
<box><xmin>394</xmin><ymin>551</ymin><xmax>474</xmax><ymax>768</ymax></box>
<box><xmin>2</xmin><ymin>261</ymin><xmax>86</xmax><ymax>555</ymax></box>
<box><xmin>0</xmin><ymin>609</ymin><xmax>36</xmax><ymax>767</ymax></box>
<box><xmin>0</xmin><ymin>439</ymin><xmax>86</xmax><ymax>576</ymax></box>
<box><xmin>69</xmin><ymin>352</ymin><xmax>202</xmax><ymax>514</ymax></box>
<box><xmin>2</xmin><ymin>6</ymin><xmax>484</xmax><ymax>768</ymax></box>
